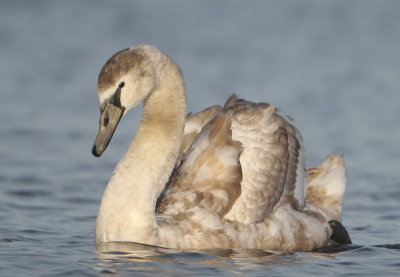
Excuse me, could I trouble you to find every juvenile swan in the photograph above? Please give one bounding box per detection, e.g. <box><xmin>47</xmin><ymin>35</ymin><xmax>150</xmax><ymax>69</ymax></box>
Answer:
<box><xmin>92</xmin><ymin>45</ymin><xmax>351</xmax><ymax>251</ymax></box>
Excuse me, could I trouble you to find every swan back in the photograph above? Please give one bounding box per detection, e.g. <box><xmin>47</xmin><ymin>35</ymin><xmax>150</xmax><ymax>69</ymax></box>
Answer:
<box><xmin>157</xmin><ymin>95</ymin><xmax>306</xmax><ymax>225</ymax></box>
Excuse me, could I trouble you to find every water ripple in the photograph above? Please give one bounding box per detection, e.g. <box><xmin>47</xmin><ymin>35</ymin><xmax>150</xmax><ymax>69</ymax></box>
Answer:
<box><xmin>0</xmin><ymin>235</ymin><xmax>40</xmax><ymax>243</ymax></box>
<box><xmin>374</xmin><ymin>244</ymin><xmax>400</xmax><ymax>250</ymax></box>
<box><xmin>7</xmin><ymin>189</ymin><xmax>52</xmax><ymax>198</ymax></box>
<box><xmin>10</xmin><ymin>175</ymin><xmax>50</xmax><ymax>186</ymax></box>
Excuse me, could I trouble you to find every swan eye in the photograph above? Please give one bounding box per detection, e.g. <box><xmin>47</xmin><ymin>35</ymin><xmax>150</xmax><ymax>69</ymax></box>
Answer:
<box><xmin>119</xmin><ymin>82</ymin><xmax>125</xmax><ymax>88</ymax></box>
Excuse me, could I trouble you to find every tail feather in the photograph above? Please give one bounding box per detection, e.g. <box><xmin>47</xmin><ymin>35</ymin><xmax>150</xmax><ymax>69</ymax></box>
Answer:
<box><xmin>329</xmin><ymin>220</ymin><xmax>352</xmax><ymax>244</ymax></box>
<box><xmin>305</xmin><ymin>154</ymin><xmax>347</xmax><ymax>221</ymax></box>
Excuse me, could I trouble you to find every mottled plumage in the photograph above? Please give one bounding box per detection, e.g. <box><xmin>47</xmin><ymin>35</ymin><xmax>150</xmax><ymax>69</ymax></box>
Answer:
<box><xmin>92</xmin><ymin>45</ymin><xmax>350</xmax><ymax>251</ymax></box>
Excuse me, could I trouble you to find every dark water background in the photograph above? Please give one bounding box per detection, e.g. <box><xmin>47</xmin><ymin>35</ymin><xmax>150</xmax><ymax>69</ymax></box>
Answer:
<box><xmin>0</xmin><ymin>0</ymin><xmax>399</xmax><ymax>276</ymax></box>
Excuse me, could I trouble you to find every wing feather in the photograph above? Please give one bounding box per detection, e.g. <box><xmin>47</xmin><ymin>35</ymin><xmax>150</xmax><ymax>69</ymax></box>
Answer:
<box><xmin>177</xmin><ymin>105</ymin><xmax>222</xmax><ymax>165</ymax></box>
<box><xmin>157</xmin><ymin>95</ymin><xmax>304</xmax><ymax>227</ymax></box>
<box><xmin>224</xmin><ymin>96</ymin><xmax>302</xmax><ymax>224</ymax></box>
<box><xmin>157</xmin><ymin>114</ymin><xmax>242</xmax><ymax>216</ymax></box>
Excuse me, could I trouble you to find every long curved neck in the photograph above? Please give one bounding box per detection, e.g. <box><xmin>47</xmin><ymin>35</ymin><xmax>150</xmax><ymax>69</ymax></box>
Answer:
<box><xmin>96</xmin><ymin>61</ymin><xmax>186</xmax><ymax>243</ymax></box>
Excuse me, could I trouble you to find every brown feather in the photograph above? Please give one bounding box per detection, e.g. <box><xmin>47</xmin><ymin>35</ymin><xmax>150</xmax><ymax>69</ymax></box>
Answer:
<box><xmin>157</xmin><ymin>114</ymin><xmax>242</xmax><ymax>217</ymax></box>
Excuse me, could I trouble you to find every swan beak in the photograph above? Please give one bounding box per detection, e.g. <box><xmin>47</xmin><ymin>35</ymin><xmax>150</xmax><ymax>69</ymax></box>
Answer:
<box><xmin>92</xmin><ymin>103</ymin><xmax>125</xmax><ymax>157</ymax></box>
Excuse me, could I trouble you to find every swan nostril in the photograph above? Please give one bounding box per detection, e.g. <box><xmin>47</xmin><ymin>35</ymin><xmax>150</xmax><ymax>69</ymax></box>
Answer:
<box><xmin>103</xmin><ymin>115</ymin><xmax>109</xmax><ymax>126</ymax></box>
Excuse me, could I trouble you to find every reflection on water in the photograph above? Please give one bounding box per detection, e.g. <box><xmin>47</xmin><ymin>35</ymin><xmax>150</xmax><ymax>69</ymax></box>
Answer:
<box><xmin>93</xmin><ymin>241</ymin><xmax>399</xmax><ymax>276</ymax></box>
<box><xmin>95</xmin><ymin>242</ymin><xmax>298</xmax><ymax>275</ymax></box>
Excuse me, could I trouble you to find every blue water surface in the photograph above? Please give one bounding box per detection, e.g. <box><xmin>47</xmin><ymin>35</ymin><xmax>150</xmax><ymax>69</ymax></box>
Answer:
<box><xmin>0</xmin><ymin>1</ymin><xmax>399</xmax><ymax>276</ymax></box>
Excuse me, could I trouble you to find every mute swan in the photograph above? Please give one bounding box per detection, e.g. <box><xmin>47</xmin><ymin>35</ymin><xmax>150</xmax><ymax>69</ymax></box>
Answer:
<box><xmin>92</xmin><ymin>45</ymin><xmax>351</xmax><ymax>251</ymax></box>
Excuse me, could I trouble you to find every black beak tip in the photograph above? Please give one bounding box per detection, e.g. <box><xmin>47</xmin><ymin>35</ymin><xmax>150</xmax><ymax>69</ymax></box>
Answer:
<box><xmin>92</xmin><ymin>145</ymin><xmax>102</xmax><ymax>157</ymax></box>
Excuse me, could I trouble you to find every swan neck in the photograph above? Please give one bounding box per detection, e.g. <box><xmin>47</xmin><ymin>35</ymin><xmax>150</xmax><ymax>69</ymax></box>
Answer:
<box><xmin>115</xmin><ymin>63</ymin><xmax>186</xmax><ymax>210</ymax></box>
<box><xmin>96</xmin><ymin>59</ymin><xmax>186</xmax><ymax>242</ymax></box>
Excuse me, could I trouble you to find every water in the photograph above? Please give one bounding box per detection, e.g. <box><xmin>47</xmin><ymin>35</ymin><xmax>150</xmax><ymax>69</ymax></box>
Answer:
<box><xmin>1</xmin><ymin>0</ymin><xmax>399</xmax><ymax>276</ymax></box>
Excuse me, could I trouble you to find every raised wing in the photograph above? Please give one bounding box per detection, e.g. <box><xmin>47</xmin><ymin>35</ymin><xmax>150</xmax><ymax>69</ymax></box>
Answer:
<box><xmin>224</xmin><ymin>96</ymin><xmax>304</xmax><ymax>224</ymax></box>
<box><xmin>157</xmin><ymin>114</ymin><xmax>242</xmax><ymax>216</ymax></box>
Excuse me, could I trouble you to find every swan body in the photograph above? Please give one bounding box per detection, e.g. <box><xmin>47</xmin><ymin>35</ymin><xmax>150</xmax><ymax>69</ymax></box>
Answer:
<box><xmin>92</xmin><ymin>45</ymin><xmax>349</xmax><ymax>251</ymax></box>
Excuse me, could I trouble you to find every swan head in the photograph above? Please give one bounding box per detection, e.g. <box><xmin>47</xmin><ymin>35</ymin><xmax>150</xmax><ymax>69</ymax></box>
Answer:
<box><xmin>92</xmin><ymin>45</ymin><xmax>161</xmax><ymax>157</ymax></box>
